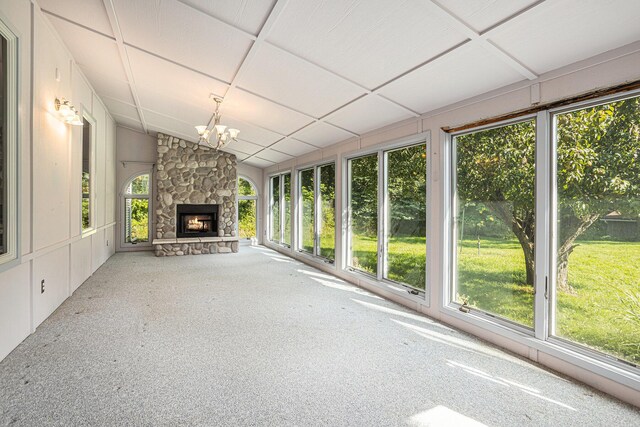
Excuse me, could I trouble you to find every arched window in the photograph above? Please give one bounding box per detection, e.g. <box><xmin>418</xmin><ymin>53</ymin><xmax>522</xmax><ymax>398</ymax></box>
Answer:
<box><xmin>123</xmin><ymin>173</ymin><xmax>150</xmax><ymax>245</ymax></box>
<box><xmin>238</xmin><ymin>177</ymin><xmax>258</xmax><ymax>241</ymax></box>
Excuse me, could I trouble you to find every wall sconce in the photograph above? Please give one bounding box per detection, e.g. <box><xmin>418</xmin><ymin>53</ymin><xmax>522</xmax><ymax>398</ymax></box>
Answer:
<box><xmin>55</xmin><ymin>97</ymin><xmax>83</xmax><ymax>126</ymax></box>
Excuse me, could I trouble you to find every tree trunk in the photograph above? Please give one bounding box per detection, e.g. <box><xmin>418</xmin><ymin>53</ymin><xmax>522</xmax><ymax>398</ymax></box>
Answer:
<box><xmin>556</xmin><ymin>213</ymin><xmax>600</xmax><ymax>293</ymax></box>
<box><xmin>486</xmin><ymin>201</ymin><xmax>535</xmax><ymax>286</ymax></box>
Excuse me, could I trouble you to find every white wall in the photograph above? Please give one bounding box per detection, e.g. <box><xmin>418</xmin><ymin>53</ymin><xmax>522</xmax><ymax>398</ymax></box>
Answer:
<box><xmin>262</xmin><ymin>41</ymin><xmax>640</xmax><ymax>406</ymax></box>
<box><xmin>0</xmin><ymin>2</ymin><xmax>116</xmax><ymax>361</ymax></box>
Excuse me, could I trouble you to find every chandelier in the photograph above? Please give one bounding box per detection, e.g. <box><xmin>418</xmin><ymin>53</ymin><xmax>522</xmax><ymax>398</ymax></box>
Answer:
<box><xmin>195</xmin><ymin>96</ymin><xmax>239</xmax><ymax>150</ymax></box>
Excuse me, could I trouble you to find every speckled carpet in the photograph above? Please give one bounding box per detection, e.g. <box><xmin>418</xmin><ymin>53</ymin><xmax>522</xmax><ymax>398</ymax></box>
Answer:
<box><xmin>0</xmin><ymin>246</ymin><xmax>638</xmax><ymax>426</ymax></box>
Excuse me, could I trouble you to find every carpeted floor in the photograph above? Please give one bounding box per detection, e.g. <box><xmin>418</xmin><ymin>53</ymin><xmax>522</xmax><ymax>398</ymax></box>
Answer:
<box><xmin>0</xmin><ymin>246</ymin><xmax>638</xmax><ymax>426</ymax></box>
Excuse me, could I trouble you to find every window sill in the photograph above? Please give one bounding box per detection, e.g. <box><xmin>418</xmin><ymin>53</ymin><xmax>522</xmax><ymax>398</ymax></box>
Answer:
<box><xmin>343</xmin><ymin>267</ymin><xmax>427</xmax><ymax>304</ymax></box>
<box><xmin>81</xmin><ymin>228</ymin><xmax>97</xmax><ymax>239</ymax></box>
<box><xmin>439</xmin><ymin>304</ymin><xmax>640</xmax><ymax>392</ymax></box>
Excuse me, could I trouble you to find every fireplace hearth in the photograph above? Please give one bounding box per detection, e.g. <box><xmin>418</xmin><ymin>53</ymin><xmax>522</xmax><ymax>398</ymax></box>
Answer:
<box><xmin>177</xmin><ymin>204</ymin><xmax>219</xmax><ymax>238</ymax></box>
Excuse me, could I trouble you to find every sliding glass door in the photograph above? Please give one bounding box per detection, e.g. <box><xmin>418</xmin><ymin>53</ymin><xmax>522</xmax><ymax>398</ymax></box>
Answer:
<box><xmin>347</xmin><ymin>141</ymin><xmax>429</xmax><ymax>292</ymax></box>
<box><xmin>269</xmin><ymin>172</ymin><xmax>291</xmax><ymax>246</ymax></box>
<box><xmin>348</xmin><ymin>154</ymin><xmax>379</xmax><ymax>276</ymax></box>
<box><xmin>298</xmin><ymin>163</ymin><xmax>336</xmax><ymax>262</ymax></box>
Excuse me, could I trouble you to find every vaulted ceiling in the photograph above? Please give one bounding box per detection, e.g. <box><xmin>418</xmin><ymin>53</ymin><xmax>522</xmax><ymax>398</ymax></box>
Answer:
<box><xmin>39</xmin><ymin>0</ymin><xmax>640</xmax><ymax>168</ymax></box>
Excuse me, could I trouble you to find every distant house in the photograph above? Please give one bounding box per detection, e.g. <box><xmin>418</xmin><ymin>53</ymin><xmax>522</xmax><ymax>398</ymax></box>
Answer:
<box><xmin>601</xmin><ymin>211</ymin><xmax>640</xmax><ymax>241</ymax></box>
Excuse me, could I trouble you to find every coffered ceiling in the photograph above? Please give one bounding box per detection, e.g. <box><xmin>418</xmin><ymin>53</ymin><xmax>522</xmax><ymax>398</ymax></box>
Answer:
<box><xmin>39</xmin><ymin>0</ymin><xmax>640</xmax><ymax>167</ymax></box>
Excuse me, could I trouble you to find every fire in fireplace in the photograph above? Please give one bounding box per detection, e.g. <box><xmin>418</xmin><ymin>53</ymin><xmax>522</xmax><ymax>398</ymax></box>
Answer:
<box><xmin>176</xmin><ymin>204</ymin><xmax>219</xmax><ymax>238</ymax></box>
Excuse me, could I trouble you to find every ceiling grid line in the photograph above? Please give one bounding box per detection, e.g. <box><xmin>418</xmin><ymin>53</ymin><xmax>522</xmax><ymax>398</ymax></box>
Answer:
<box><xmin>102</xmin><ymin>0</ymin><xmax>148</xmax><ymax>133</ymax></box>
<box><xmin>176</xmin><ymin>0</ymin><xmax>258</xmax><ymax>41</ymax></box>
<box><xmin>426</xmin><ymin>0</ymin><xmax>540</xmax><ymax>80</ymax></box>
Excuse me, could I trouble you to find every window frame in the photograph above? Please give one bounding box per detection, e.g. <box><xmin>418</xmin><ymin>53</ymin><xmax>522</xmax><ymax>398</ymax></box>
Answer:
<box><xmin>447</xmin><ymin>114</ymin><xmax>538</xmax><ymax>336</ymax></box>
<box><xmin>342</xmin><ymin>132</ymin><xmax>431</xmax><ymax>301</ymax></box>
<box><xmin>546</xmin><ymin>90</ymin><xmax>640</xmax><ymax>371</ymax></box>
<box><xmin>237</xmin><ymin>176</ymin><xmax>259</xmax><ymax>241</ymax></box>
<box><xmin>268</xmin><ymin>171</ymin><xmax>291</xmax><ymax>248</ymax></box>
<box><xmin>0</xmin><ymin>18</ymin><xmax>18</xmax><ymax>269</ymax></box>
<box><xmin>295</xmin><ymin>161</ymin><xmax>336</xmax><ymax>264</ymax></box>
<box><xmin>81</xmin><ymin>111</ymin><xmax>97</xmax><ymax>236</ymax></box>
<box><xmin>121</xmin><ymin>172</ymin><xmax>152</xmax><ymax>248</ymax></box>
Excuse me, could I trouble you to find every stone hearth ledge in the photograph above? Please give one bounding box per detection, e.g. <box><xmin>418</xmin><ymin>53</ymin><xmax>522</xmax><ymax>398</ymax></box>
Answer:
<box><xmin>153</xmin><ymin>237</ymin><xmax>239</xmax><ymax>245</ymax></box>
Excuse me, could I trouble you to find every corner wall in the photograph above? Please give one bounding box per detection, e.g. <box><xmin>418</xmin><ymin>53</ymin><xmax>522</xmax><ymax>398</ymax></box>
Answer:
<box><xmin>0</xmin><ymin>2</ymin><xmax>117</xmax><ymax>361</ymax></box>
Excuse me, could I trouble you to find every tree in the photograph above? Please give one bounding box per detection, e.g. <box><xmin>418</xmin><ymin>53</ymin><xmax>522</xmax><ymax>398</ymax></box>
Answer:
<box><xmin>456</xmin><ymin>96</ymin><xmax>640</xmax><ymax>291</ymax></box>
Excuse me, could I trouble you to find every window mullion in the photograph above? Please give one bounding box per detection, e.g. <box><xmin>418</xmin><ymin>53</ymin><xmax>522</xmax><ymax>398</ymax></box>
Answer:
<box><xmin>377</xmin><ymin>151</ymin><xmax>385</xmax><ymax>281</ymax></box>
<box><xmin>314</xmin><ymin>166</ymin><xmax>320</xmax><ymax>256</ymax></box>
<box><xmin>534</xmin><ymin>111</ymin><xmax>551</xmax><ymax>340</ymax></box>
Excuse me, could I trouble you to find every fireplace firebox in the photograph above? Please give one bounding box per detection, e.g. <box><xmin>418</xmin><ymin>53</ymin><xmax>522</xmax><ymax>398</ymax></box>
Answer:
<box><xmin>176</xmin><ymin>204</ymin><xmax>219</xmax><ymax>238</ymax></box>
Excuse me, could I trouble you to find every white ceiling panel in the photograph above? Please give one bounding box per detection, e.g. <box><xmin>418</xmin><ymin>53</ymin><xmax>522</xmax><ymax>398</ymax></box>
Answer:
<box><xmin>223</xmin><ymin>89</ymin><xmax>313</xmax><ymax>135</ymax></box>
<box><xmin>39</xmin><ymin>0</ymin><xmax>114</xmax><ymax>37</ymax></box>
<box><xmin>80</xmin><ymin>66</ymin><xmax>134</xmax><ymax>105</ymax></box>
<box><xmin>178</xmin><ymin>0</ymin><xmax>275</xmax><ymax>35</ymax></box>
<box><xmin>144</xmin><ymin>110</ymin><xmax>202</xmax><ymax>143</ymax></box>
<box><xmin>139</xmin><ymin>91</ymin><xmax>211</xmax><ymax>130</ymax></box>
<box><xmin>268</xmin><ymin>0</ymin><xmax>467</xmax><ymax>89</ymax></box>
<box><xmin>271</xmin><ymin>139</ymin><xmax>318</xmax><ymax>157</ymax></box>
<box><xmin>326</xmin><ymin>95</ymin><xmax>414</xmax><ymax>135</ymax></box>
<box><xmin>490</xmin><ymin>0</ymin><xmax>640</xmax><ymax>75</ymax></box>
<box><xmin>102</xmin><ymin>97</ymin><xmax>139</xmax><ymax>120</ymax></box>
<box><xmin>238</xmin><ymin>43</ymin><xmax>365</xmax><ymax>117</ymax></box>
<box><xmin>47</xmin><ymin>16</ymin><xmax>127</xmax><ymax>82</ymax></box>
<box><xmin>435</xmin><ymin>0</ymin><xmax>540</xmax><ymax>33</ymax></box>
<box><xmin>211</xmin><ymin>116</ymin><xmax>283</xmax><ymax>147</ymax></box>
<box><xmin>113</xmin><ymin>0</ymin><xmax>252</xmax><ymax>81</ymax></box>
<box><xmin>126</xmin><ymin>47</ymin><xmax>229</xmax><ymax>112</ymax></box>
<box><xmin>243</xmin><ymin>157</ymin><xmax>275</xmax><ymax>168</ymax></box>
<box><xmin>111</xmin><ymin>113</ymin><xmax>143</xmax><ymax>131</ymax></box>
<box><xmin>228</xmin><ymin>139</ymin><xmax>265</xmax><ymax>155</ymax></box>
<box><xmin>291</xmin><ymin>122</ymin><xmax>353</xmax><ymax>148</ymax></box>
<box><xmin>255</xmin><ymin>149</ymin><xmax>293</xmax><ymax>163</ymax></box>
<box><xmin>379</xmin><ymin>42</ymin><xmax>524</xmax><ymax>114</ymax></box>
<box><xmin>219</xmin><ymin>147</ymin><xmax>250</xmax><ymax>161</ymax></box>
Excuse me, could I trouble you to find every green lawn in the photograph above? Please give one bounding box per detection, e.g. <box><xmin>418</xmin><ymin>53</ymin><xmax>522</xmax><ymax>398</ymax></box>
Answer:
<box><xmin>350</xmin><ymin>234</ymin><xmax>640</xmax><ymax>365</ymax></box>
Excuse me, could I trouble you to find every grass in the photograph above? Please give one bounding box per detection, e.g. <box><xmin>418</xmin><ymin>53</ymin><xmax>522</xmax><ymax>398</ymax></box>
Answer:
<box><xmin>350</xmin><ymin>233</ymin><xmax>640</xmax><ymax>365</ymax></box>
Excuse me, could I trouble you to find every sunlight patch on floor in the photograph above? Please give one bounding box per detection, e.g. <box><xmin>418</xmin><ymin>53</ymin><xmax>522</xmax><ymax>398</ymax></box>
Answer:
<box><xmin>351</xmin><ymin>299</ymin><xmax>454</xmax><ymax>331</ymax></box>
<box><xmin>446</xmin><ymin>360</ymin><xmax>577</xmax><ymax>411</ymax></box>
<box><xmin>408</xmin><ymin>405</ymin><xmax>487</xmax><ymax>427</ymax></box>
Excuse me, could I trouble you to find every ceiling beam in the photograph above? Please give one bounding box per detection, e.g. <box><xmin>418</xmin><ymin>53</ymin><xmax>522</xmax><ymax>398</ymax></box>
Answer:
<box><xmin>102</xmin><ymin>0</ymin><xmax>148</xmax><ymax>133</ymax></box>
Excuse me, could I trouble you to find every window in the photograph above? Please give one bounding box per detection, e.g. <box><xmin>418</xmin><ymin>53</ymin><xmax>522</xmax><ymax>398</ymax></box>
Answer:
<box><xmin>297</xmin><ymin>163</ymin><xmax>336</xmax><ymax>262</ymax></box>
<box><xmin>319</xmin><ymin>163</ymin><xmax>336</xmax><ymax>260</ymax></box>
<box><xmin>81</xmin><ymin>117</ymin><xmax>93</xmax><ymax>231</ymax></box>
<box><xmin>552</xmin><ymin>94</ymin><xmax>640</xmax><ymax>366</ymax></box>
<box><xmin>238</xmin><ymin>177</ymin><xmax>258</xmax><ymax>240</ymax></box>
<box><xmin>299</xmin><ymin>168</ymin><xmax>315</xmax><ymax>254</ymax></box>
<box><xmin>270</xmin><ymin>175</ymin><xmax>280</xmax><ymax>243</ymax></box>
<box><xmin>348</xmin><ymin>154</ymin><xmax>378</xmax><ymax>276</ymax></box>
<box><xmin>452</xmin><ymin>120</ymin><xmax>535</xmax><ymax>328</ymax></box>
<box><xmin>347</xmin><ymin>142</ymin><xmax>428</xmax><ymax>291</ymax></box>
<box><xmin>385</xmin><ymin>145</ymin><xmax>427</xmax><ymax>289</ymax></box>
<box><xmin>0</xmin><ymin>20</ymin><xmax>17</xmax><ymax>265</ymax></box>
<box><xmin>123</xmin><ymin>173</ymin><xmax>150</xmax><ymax>245</ymax></box>
<box><xmin>269</xmin><ymin>172</ymin><xmax>291</xmax><ymax>246</ymax></box>
<box><xmin>283</xmin><ymin>173</ymin><xmax>291</xmax><ymax>246</ymax></box>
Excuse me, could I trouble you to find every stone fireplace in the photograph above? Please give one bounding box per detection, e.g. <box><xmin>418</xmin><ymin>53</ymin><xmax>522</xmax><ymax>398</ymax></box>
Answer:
<box><xmin>153</xmin><ymin>133</ymin><xmax>239</xmax><ymax>256</ymax></box>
